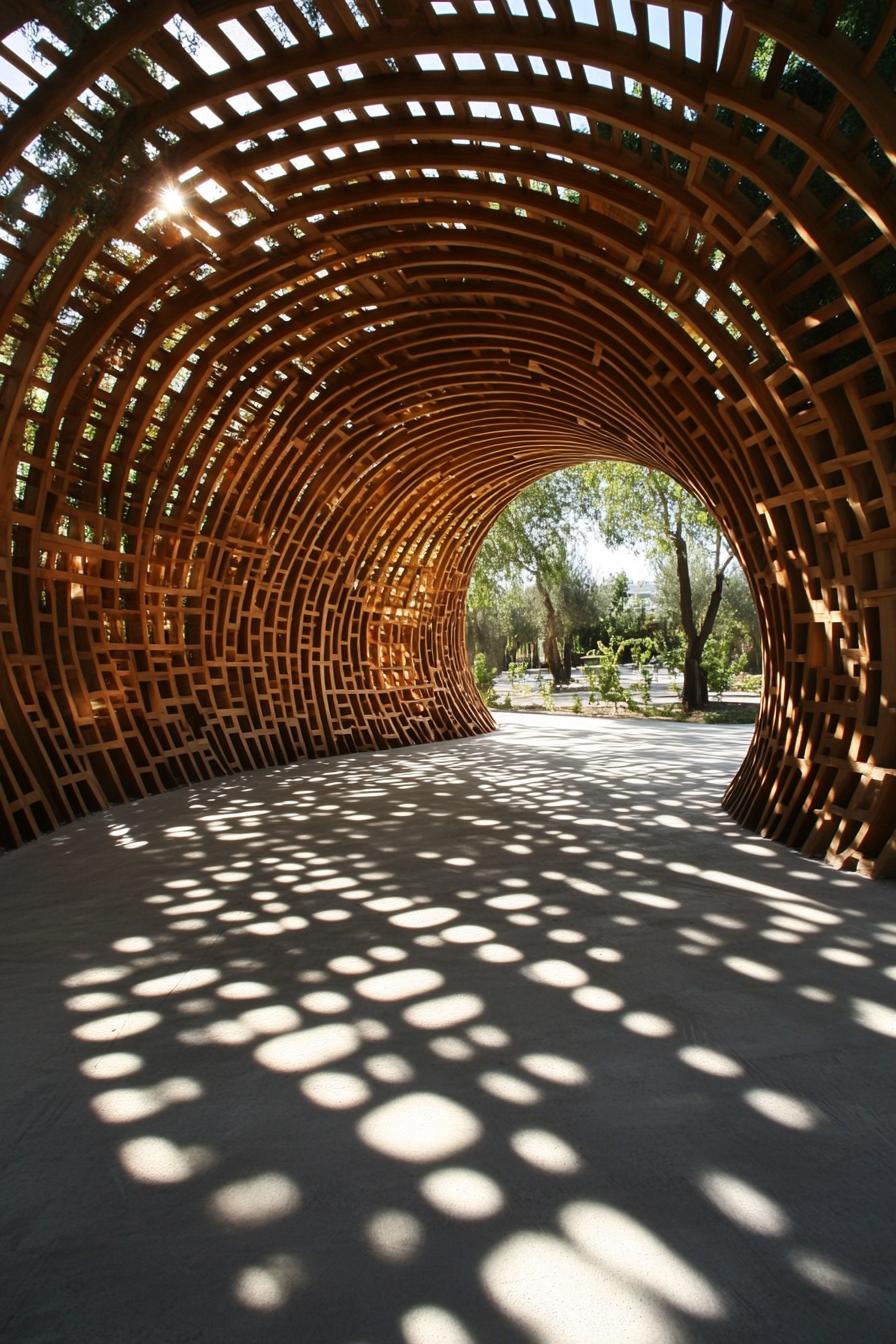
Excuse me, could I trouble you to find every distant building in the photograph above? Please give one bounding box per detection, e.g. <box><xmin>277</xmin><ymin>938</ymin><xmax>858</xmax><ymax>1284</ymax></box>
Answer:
<box><xmin>629</xmin><ymin>579</ymin><xmax>657</xmax><ymax>613</ymax></box>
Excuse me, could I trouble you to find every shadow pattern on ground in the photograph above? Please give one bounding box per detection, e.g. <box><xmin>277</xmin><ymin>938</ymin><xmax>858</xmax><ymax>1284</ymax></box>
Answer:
<box><xmin>2</xmin><ymin>716</ymin><xmax>895</xmax><ymax>1343</ymax></box>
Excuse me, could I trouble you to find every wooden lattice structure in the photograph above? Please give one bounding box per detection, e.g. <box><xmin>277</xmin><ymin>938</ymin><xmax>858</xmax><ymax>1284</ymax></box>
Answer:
<box><xmin>0</xmin><ymin>1</ymin><xmax>894</xmax><ymax>873</ymax></box>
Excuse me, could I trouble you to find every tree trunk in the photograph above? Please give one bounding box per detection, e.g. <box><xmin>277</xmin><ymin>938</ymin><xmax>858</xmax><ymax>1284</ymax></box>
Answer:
<box><xmin>682</xmin><ymin>643</ymin><xmax>708</xmax><ymax>711</ymax></box>
<box><xmin>544</xmin><ymin>632</ymin><xmax>565</xmax><ymax>685</ymax></box>
<box><xmin>674</xmin><ymin>534</ymin><xmax>728</xmax><ymax>712</ymax></box>
<box><xmin>537</xmin><ymin>579</ymin><xmax>566</xmax><ymax>684</ymax></box>
<box><xmin>562</xmin><ymin>638</ymin><xmax>573</xmax><ymax>683</ymax></box>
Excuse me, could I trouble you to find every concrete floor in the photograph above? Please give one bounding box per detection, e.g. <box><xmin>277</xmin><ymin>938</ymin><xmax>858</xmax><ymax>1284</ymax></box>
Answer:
<box><xmin>2</xmin><ymin>714</ymin><xmax>895</xmax><ymax>1344</ymax></box>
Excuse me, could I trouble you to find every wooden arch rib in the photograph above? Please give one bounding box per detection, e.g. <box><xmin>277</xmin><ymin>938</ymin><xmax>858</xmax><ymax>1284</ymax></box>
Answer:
<box><xmin>0</xmin><ymin>1</ymin><xmax>894</xmax><ymax>875</ymax></box>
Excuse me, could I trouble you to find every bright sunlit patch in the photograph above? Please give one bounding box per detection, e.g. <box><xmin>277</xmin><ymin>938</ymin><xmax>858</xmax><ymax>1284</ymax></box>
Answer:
<box><xmin>403</xmin><ymin>994</ymin><xmax>483</xmax><ymax>1030</ymax></box>
<box><xmin>92</xmin><ymin>1075</ymin><xmax>201</xmax><ymax>1124</ymax></box>
<box><xmin>356</xmin><ymin>1018</ymin><xmax>390</xmax><ymax>1042</ymax></box>
<box><xmin>306</xmin><ymin>874</ymin><xmax>358</xmax><ymax>892</ymax></box>
<box><xmin>178</xmin><ymin>1019</ymin><xmax>255</xmax><ymax>1047</ymax></box>
<box><xmin>524</xmin><ymin>959</ymin><xmax>589</xmax><ymax>989</ymax></box>
<box><xmin>73</xmin><ymin>1010</ymin><xmax>161</xmax><ymax>1042</ymax></box>
<box><xmin>620</xmin><ymin>890</ymin><xmax>680</xmax><ymax>910</ymax></box>
<box><xmin>112</xmin><ymin>937</ymin><xmax>154</xmax><ymax>953</ymax></box>
<box><xmin>255</xmin><ymin>1023</ymin><xmax>360</xmax><ymax>1073</ymax></box>
<box><xmin>357</xmin><ymin>1092</ymin><xmax>481</xmax><ymax>1161</ymax></box>
<box><xmin>300</xmin><ymin>1070</ymin><xmax>371</xmax><ymax>1109</ymax></box>
<box><xmin>796</xmin><ymin>984</ymin><xmax>835</xmax><ymax>1003</ymax></box>
<box><xmin>733</xmin><ymin>842</ymin><xmax>778</xmax><ymax>857</ymax></box>
<box><xmin>164</xmin><ymin>898</ymin><xmax>226</xmax><ymax>916</ymax></box>
<box><xmin>560</xmin><ymin>1201</ymin><xmax>726</xmax><ymax>1318</ymax></box>
<box><xmin>441</xmin><ymin>924</ymin><xmax>495</xmax><ymax>944</ymax></box>
<box><xmin>209</xmin><ymin>1173</ymin><xmax>301</xmax><ymax>1227</ymax></box>
<box><xmin>420</xmin><ymin>1166</ymin><xmax>504</xmax><ymax>1219</ymax></box>
<box><xmin>760</xmin><ymin>899</ymin><xmax>840</xmax><ymax>926</ymax></box>
<box><xmin>547</xmin><ymin>928</ymin><xmax>587</xmax><ymax>944</ymax></box>
<box><xmin>328</xmin><ymin>955</ymin><xmax>373</xmax><ymax>975</ymax></box>
<box><xmin>467</xmin><ymin>1024</ymin><xmax>510</xmax><ymax>1048</ymax></box>
<box><xmin>401</xmin><ymin>1304</ymin><xmax>475</xmax><ymax>1344</ymax></box>
<box><xmin>356</xmin><ymin>968</ymin><xmax>444</xmax><ymax>1002</ymax></box>
<box><xmin>430</xmin><ymin>1036</ymin><xmax>475</xmax><ymax>1060</ymax></box>
<box><xmin>232</xmin><ymin>1253</ymin><xmax>305</xmax><ymax>1311</ymax></box>
<box><xmin>66</xmin><ymin>991</ymin><xmax>125</xmax><ymax>1013</ymax></box>
<box><xmin>772</xmin><ymin>914</ymin><xmax>818</xmax><ymax>934</ymax></box>
<box><xmin>239</xmin><ymin>1004</ymin><xmax>302</xmax><ymax>1033</ymax></box>
<box><xmin>677</xmin><ymin>1046</ymin><xmax>743</xmax><ymax>1078</ymax></box>
<box><xmin>391</xmin><ymin>907</ymin><xmax>459</xmax><ymax>929</ymax></box>
<box><xmin>476</xmin><ymin>943</ymin><xmax>524</xmax><ymax>964</ymax></box>
<box><xmin>365</xmin><ymin>897</ymin><xmax>413</xmax><ymax>913</ymax></box>
<box><xmin>655</xmin><ymin>814</ymin><xmax>690</xmax><ymax>829</ymax></box>
<box><xmin>364</xmin><ymin>1053</ymin><xmax>414</xmax><ymax>1083</ymax></box>
<box><xmin>622</xmin><ymin>1011</ymin><xmax>675</xmax><ymax>1038</ymax></box>
<box><xmin>118</xmin><ymin>1135</ymin><xmax>213</xmax><ymax>1184</ymax></box>
<box><xmin>520</xmin><ymin>1053</ymin><xmax>588</xmax><ymax>1086</ymax></box>
<box><xmin>586</xmin><ymin>946</ymin><xmax>622</xmax><ymax>963</ymax></box>
<box><xmin>572</xmin><ymin>986</ymin><xmax>624</xmax><ymax>1013</ymax></box>
<box><xmin>788</xmin><ymin>1248</ymin><xmax>870</xmax><ymax>1300</ymax></box>
<box><xmin>299</xmin><ymin>992</ymin><xmax>350</xmax><ymax>1014</ymax></box>
<box><xmin>132</xmin><ymin>968</ymin><xmax>220</xmax><ymax>997</ymax></box>
<box><xmin>280</xmin><ymin>915</ymin><xmax>310</xmax><ymax>931</ymax></box>
<box><xmin>479</xmin><ymin>1071</ymin><xmax>541</xmax><ymax>1105</ymax></box>
<box><xmin>63</xmin><ymin>966</ymin><xmax>131</xmax><ymax>988</ymax></box>
<box><xmin>510</xmin><ymin>1128</ymin><xmax>582</xmax><ymax>1174</ymax></box>
<box><xmin>697</xmin><ymin>1170</ymin><xmax>790</xmax><ymax>1236</ymax></box>
<box><xmin>723</xmin><ymin>956</ymin><xmax>782</xmax><ymax>983</ymax></box>
<box><xmin>217</xmin><ymin>981</ymin><xmax>273</xmax><ymax>1000</ymax></box>
<box><xmin>481</xmin><ymin>1231</ymin><xmax>680</xmax><ymax>1343</ymax></box>
<box><xmin>744</xmin><ymin>1088</ymin><xmax>822</xmax><ymax>1130</ymax></box>
<box><xmin>850</xmin><ymin>997</ymin><xmax>896</xmax><ymax>1037</ymax></box>
<box><xmin>818</xmin><ymin>946</ymin><xmax>872</xmax><ymax>966</ymax></box>
<box><xmin>487</xmin><ymin>894</ymin><xmax>539</xmax><ymax>910</ymax></box>
<box><xmin>365</xmin><ymin>1209</ymin><xmax>424</xmax><ymax>1263</ymax></box>
<box><xmin>80</xmin><ymin>1051</ymin><xmax>143</xmax><ymax>1079</ymax></box>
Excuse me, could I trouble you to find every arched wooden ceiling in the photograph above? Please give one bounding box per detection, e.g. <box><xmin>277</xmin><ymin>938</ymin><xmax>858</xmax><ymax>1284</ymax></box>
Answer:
<box><xmin>0</xmin><ymin>0</ymin><xmax>893</xmax><ymax>874</ymax></box>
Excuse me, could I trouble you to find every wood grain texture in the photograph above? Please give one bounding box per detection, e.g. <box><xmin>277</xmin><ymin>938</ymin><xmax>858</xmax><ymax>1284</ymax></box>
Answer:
<box><xmin>0</xmin><ymin>0</ymin><xmax>893</xmax><ymax>874</ymax></box>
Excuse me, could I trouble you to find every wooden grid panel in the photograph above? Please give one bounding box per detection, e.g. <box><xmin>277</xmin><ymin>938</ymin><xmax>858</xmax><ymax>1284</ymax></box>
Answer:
<box><xmin>0</xmin><ymin>0</ymin><xmax>894</xmax><ymax>874</ymax></box>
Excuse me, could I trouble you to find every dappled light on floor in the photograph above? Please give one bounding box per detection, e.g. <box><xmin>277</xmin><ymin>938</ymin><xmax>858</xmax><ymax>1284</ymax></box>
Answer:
<box><xmin>2</xmin><ymin>715</ymin><xmax>895</xmax><ymax>1341</ymax></box>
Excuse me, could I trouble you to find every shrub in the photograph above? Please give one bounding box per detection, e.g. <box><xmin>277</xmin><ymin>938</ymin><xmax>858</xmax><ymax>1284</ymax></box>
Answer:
<box><xmin>595</xmin><ymin>640</ymin><xmax>626</xmax><ymax>713</ymax></box>
<box><xmin>702</xmin><ymin>620</ymin><xmax>749</xmax><ymax>698</ymax></box>
<box><xmin>473</xmin><ymin>651</ymin><xmax>498</xmax><ymax>706</ymax></box>
<box><xmin>507</xmin><ymin>660</ymin><xmax>528</xmax><ymax>692</ymax></box>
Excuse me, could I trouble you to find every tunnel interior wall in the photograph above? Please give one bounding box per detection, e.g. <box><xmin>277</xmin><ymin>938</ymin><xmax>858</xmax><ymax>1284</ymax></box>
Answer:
<box><xmin>0</xmin><ymin>2</ymin><xmax>894</xmax><ymax>875</ymax></box>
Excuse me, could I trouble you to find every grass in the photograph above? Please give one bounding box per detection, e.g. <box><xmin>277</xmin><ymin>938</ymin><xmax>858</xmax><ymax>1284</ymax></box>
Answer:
<box><xmin>702</xmin><ymin>705</ymin><xmax>759</xmax><ymax>724</ymax></box>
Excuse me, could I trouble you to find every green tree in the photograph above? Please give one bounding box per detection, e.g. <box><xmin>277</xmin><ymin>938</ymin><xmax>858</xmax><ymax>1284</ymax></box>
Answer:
<box><xmin>580</xmin><ymin>463</ymin><xmax>738</xmax><ymax>711</ymax></box>
<box><xmin>471</xmin><ymin>474</ymin><xmax>585</xmax><ymax>685</ymax></box>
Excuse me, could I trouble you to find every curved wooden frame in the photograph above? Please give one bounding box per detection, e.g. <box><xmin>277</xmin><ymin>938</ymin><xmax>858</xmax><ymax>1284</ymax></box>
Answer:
<box><xmin>0</xmin><ymin>1</ymin><xmax>893</xmax><ymax>874</ymax></box>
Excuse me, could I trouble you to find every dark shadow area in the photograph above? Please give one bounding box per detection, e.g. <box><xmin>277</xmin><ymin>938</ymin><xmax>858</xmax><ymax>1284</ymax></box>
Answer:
<box><xmin>2</xmin><ymin>716</ymin><xmax>895</xmax><ymax>1343</ymax></box>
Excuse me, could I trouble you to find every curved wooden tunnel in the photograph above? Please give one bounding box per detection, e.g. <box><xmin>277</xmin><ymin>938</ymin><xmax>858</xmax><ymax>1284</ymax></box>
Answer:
<box><xmin>0</xmin><ymin>1</ymin><xmax>894</xmax><ymax>873</ymax></box>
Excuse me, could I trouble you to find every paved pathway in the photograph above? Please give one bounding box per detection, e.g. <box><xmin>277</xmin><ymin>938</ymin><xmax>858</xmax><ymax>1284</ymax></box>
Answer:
<box><xmin>2</xmin><ymin>716</ymin><xmax>894</xmax><ymax>1343</ymax></box>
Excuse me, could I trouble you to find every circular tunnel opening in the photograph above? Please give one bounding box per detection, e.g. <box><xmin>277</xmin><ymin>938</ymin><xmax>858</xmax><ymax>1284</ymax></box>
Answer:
<box><xmin>463</xmin><ymin>462</ymin><xmax>762</xmax><ymax>721</ymax></box>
